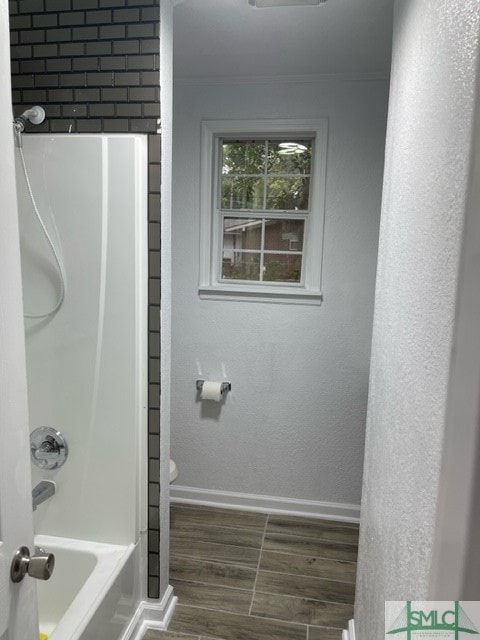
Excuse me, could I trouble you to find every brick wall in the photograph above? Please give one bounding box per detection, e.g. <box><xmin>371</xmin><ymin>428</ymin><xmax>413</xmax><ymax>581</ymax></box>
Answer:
<box><xmin>9</xmin><ymin>0</ymin><xmax>162</xmax><ymax>599</ymax></box>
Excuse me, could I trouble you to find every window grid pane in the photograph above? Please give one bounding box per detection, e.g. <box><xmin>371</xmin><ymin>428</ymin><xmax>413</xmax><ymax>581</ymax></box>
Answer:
<box><xmin>221</xmin><ymin>140</ymin><xmax>266</xmax><ymax>175</ymax></box>
<box><xmin>268</xmin><ymin>139</ymin><xmax>313</xmax><ymax>175</ymax></box>
<box><xmin>267</xmin><ymin>176</ymin><xmax>310</xmax><ymax>211</ymax></box>
<box><xmin>263</xmin><ymin>253</ymin><xmax>303</xmax><ymax>283</ymax></box>
<box><xmin>221</xmin><ymin>137</ymin><xmax>313</xmax><ymax>212</ymax></box>
<box><xmin>222</xmin><ymin>251</ymin><xmax>261</xmax><ymax>281</ymax></box>
<box><xmin>221</xmin><ymin>214</ymin><xmax>304</xmax><ymax>284</ymax></box>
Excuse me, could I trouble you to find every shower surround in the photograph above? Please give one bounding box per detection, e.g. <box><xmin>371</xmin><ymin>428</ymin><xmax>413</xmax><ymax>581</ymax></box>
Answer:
<box><xmin>8</xmin><ymin>0</ymin><xmax>163</xmax><ymax>598</ymax></box>
<box><xmin>17</xmin><ymin>133</ymin><xmax>148</xmax><ymax>639</ymax></box>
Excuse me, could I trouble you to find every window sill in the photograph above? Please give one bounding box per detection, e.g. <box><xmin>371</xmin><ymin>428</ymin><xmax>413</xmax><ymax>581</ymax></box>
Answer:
<box><xmin>198</xmin><ymin>285</ymin><xmax>323</xmax><ymax>305</ymax></box>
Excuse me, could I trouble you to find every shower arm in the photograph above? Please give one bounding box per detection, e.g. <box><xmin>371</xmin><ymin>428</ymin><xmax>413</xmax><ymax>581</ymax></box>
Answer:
<box><xmin>13</xmin><ymin>106</ymin><xmax>46</xmax><ymax>147</ymax></box>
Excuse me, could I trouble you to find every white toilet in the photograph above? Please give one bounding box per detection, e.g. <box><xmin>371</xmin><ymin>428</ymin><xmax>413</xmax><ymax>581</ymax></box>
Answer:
<box><xmin>169</xmin><ymin>459</ymin><xmax>178</xmax><ymax>483</ymax></box>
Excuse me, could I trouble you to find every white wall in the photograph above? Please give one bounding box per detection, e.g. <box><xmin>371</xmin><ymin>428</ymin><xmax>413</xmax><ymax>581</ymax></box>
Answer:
<box><xmin>171</xmin><ymin>78</ymin><xmax>389</xmax><ymax>510</ymax></box>
<box><xmin>355</xmin><ymin>0</ymin><xmax>480</xmax><ymax>637</ymax></box>
<box><xmin>429</xmin><ymin>65</ymin><xmax>480</xmax><ymax>598</ymax></box>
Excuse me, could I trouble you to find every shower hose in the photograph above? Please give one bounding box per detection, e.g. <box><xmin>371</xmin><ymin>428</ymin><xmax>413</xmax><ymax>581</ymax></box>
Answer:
<box><xmin>18</xmin><ymin>146</ymin><xmax>66</xmax><ymax>319</ymax></box>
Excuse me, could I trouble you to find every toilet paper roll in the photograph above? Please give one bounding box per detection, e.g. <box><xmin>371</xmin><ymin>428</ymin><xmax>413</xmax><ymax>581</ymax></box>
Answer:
<box><xmin>201</xmin><ymin>381</ymin><xmax>224</xmax><ymax>402</ymax></box>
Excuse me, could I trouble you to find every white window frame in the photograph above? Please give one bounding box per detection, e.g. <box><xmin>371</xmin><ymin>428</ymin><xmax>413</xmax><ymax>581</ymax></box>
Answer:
<box><xmin>199</xmin><ymin>119</ymin><xmax>328</xmax><ymax>304</ymax></box>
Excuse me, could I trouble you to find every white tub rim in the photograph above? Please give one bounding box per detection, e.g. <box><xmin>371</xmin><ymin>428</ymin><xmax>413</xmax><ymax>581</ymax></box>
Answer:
<box><xmin>35</xmin><ymin>534</ymin><xmax>134</xmax><ymax>640</ymax></box>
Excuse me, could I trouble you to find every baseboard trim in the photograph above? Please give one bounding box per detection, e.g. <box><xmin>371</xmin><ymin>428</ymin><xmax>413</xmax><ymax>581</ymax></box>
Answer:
<box><xmin>121</xmin><ymin>585</ymin><xmax>177</xmax><ymax>640</ymax></box>
<box><xmin>342</xmin><ymin>618</ymin><xmax>356</xmax><ymax>640</ymax></box>
<box><xmin>170</xmin><ymin>485</ymin><xmax>360</xmax><ymax>523</ymax></box>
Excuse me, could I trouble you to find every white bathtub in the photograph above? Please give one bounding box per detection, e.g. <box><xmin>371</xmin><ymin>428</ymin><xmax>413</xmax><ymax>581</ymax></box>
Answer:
<box><xmin>35</xmin><ymin>535</ymin><xmax>137</xmax><ymax>640</ymax></box>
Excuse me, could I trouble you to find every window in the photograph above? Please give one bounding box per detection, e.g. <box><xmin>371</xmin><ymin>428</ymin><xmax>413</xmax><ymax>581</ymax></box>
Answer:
<box><xmin>199</xmin><ymin>119</ymin><xmax>327</xmax><ymax>304</ymax></box>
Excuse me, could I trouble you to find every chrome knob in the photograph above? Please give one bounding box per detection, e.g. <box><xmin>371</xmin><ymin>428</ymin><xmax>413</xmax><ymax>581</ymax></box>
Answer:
<box><xmin>10</xmin><ymin>545</ymin><xmax>55</xmax><ymax>583</ymax></box>
<box><xmin>30</xmin><ymin>427</ymin><xmax>68</xmax><ymax>470</ymax></box>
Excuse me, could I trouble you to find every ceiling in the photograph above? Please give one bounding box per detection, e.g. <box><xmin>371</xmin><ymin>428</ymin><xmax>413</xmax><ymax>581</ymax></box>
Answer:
<box><xmin>173</xmin><ymin>0</ymin><xmax>394</xmax><ymax>80</ymax></box>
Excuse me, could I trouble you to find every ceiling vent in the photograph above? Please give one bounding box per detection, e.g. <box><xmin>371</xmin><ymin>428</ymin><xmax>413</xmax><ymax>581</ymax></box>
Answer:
<box><xmin>248</xmin><ymin>0</ymin><xmax>326</xmax><ymax>7</ymax></box>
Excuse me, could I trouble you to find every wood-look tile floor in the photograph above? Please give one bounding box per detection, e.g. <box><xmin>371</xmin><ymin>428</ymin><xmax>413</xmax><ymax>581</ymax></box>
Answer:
<box><xmin>143</xmin><ymin>504</ymin><xmax>359</xmax><ymax>640</ymax></box>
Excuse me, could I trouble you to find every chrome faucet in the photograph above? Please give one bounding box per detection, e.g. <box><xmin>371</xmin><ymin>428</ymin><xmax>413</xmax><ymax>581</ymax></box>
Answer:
<box><xmin>32</xmin><ymin>480</ymin><xmax>56</xmax><ymax>511</ymax></box>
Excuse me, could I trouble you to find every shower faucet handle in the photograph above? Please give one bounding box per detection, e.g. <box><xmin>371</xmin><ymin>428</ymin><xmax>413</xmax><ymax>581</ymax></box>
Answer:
<box><xmin>34</xmin><ymin>435</ymin><xmax>61</xmax><ymax>459</ymax></box>
<box><xmin>30</xmin><ymin>427</ymin><xmax>68</xmax><ymax>470</ymax></box>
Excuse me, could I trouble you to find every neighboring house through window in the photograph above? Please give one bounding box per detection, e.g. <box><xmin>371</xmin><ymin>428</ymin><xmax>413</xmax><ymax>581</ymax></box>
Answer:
<box><xmin>199</xmin><ymin>119</ymin><xmax>327</xmax><ymax>304</ymax></box>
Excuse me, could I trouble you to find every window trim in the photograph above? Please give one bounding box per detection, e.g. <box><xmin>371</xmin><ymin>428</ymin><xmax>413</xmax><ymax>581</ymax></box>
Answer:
<box><xmin>199</xmin><ymin>119</ymin><xmax>328</xmax><ymax>304</ymax></box>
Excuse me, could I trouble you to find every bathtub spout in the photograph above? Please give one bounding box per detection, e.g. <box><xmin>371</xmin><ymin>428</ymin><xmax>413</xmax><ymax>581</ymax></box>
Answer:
<box><xmin>32</xmin><ymin>481</ymin><xmax>56</xmax><ymax>511</ymax></box>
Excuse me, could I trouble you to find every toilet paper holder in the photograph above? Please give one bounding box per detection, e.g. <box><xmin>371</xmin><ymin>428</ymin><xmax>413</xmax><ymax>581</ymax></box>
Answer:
<box><xmin>196</xmin><ymin>380</ymin><xmax>232</xmax><ymax>394</ymax></box>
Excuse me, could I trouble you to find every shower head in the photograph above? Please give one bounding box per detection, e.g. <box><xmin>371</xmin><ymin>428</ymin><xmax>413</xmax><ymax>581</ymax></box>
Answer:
<box><xmin>13</xmin><ymin>106</ymin><xmax>45</xmax><ymax>147</ymax></box>
<box><xmin>14</xmin><ymin>105</ymin><xmax>46</xmax><ymax>129</ymax></box>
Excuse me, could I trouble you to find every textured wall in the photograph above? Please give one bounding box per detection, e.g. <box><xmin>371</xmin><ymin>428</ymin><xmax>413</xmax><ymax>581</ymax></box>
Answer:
<box><xmin>171</xmin><ymin>78</ymin><xmax>389</xmax><ymax>507</ymax></box>
<box><xmin>8</xmin><ymin>0</ymin><xmax>163</xmax><ymax>599</ymax></box>
<box><xmin>355</xmin><ymin>1</ymin><xmax>480</xmax><ymax>638</ymax></box>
